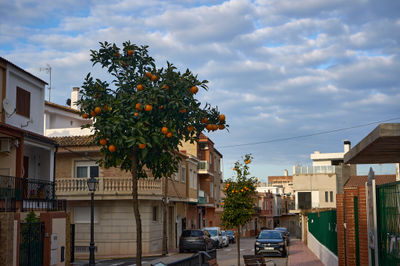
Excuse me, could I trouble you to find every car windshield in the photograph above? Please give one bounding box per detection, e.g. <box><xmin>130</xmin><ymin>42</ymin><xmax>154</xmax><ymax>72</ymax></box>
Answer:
<box><xmin>226</xmin><ymin>231</ymin><xmax>233</xmax><ymax>236</ymax></box>
<box><xmin>258</xmin><ymin>231</ymin><xmax>283</xmax><ymax>240</ymax></box>
<box><xmin>207</xmin><ymin>230</ymin><xmax>218</xmax><ymax>237</ymax></box>
<box><xmin>182</xmin><ymin>230</ymin><xmax>203</xmax><ymax>237</ymax></box>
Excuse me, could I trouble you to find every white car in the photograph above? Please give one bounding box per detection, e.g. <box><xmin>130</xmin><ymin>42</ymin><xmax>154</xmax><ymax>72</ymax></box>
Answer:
<box><xmin>204</xmin><ymin>227</ymin><xmax>223</xmax><ymax>248</ymax></box>
<box><xmin>221</xmin><ymin>231</ymin><xmax>230</xmax><ymax>247</ymax></box>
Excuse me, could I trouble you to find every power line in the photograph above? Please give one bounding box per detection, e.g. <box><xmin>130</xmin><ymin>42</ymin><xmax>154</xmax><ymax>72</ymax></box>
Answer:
<box><xmin>217</xmin><ymin>117</ymin><xmax>400</xmax><ymax>149</ymax></box>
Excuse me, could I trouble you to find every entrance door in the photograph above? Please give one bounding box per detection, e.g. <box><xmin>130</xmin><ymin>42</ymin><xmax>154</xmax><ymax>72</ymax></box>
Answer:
<box><xmin>19</xmin><ymin>222</ymin><xmax>44</xmax><ymax>266</ymax></box>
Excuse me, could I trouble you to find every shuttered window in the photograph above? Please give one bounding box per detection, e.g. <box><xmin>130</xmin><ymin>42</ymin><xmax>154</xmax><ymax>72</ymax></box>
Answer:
<box><xmin>16</xmin><ymin>87</ymin><xmax>30</xmax><ymax>118</ymax></box>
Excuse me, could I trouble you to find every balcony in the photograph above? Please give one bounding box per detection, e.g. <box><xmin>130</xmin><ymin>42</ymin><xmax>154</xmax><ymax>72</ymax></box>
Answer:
<box><xmin>294</xmin><ymin>165</ymin><xmax>337</xmax><ymax>175</ymax></box>
<box><xmin>198</xmin><ymin>161</ymin><xmax>213</xmax><ymax>175</ymax></box>
<box><xmin>253</xmin><ymin>206</ymin><xmax>261</xmax><ymax>214</ymax></box>
<box><xmin>198</xmin><ymin>190</ymin><xmax>212</xmax><ymax>206</ymax></box>
<box><xmin>0</xmin><ymin>175</ymin><xmax>66</xmax><ymax>212</ymax></box>
<box><xmin>55</xmin><ymin>177</ymin><xmax>162</xmax><ymax>199</ymax></box>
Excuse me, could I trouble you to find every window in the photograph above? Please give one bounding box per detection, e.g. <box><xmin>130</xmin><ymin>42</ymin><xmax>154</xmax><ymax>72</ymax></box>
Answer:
<box><xmin>325</xmin><ymin>191</ymin><xmax>329</xmax><ymax>202</ymax></box>
<box><xmin>16</xmin><ymin>87</ymin><xmax>30</xmax><ymax>118</ymax></box>
<box><xmin>210</xmin><ymin>181</ymin><xmax>214</xmax><ymax>198</ymax></box>
<box><xmin>330</xmin><ymin>191</ymin><xmax>333</xmax><ymax>202</ymax></box>
<box><xmin>174</xmin><ymin>170</ymin><xmax>179</xmax><ymax>181</ymax></box>
<box><xmin>75</xmin><ymin>161</ymin><xmax>99</xmax><ymax>178</ymax></box>
<box><xmin>181</xmin><ymin>167</ymin><xmax>186</xmax><ymax>182</ymax></box>
<box><xmin>152</xmin><ymin>206</ymin><xmax>158</xmax><ymax>221</ymax></box>
<box><xmin>209</xmin><ymin>153</ymin><xmax>212</xmax><ymax>164</ymax></box>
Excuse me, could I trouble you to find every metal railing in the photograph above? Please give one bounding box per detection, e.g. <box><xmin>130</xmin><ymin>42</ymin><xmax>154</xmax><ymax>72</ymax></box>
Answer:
<box><xmin>198</xmin><ymin>161</ymin><xmax>210</xmax><ymax>173</ymax></box>
<box><xmin>294</xmin><ymin>165</ymin><xmax>337</xmax><ymax>175</ymax></box>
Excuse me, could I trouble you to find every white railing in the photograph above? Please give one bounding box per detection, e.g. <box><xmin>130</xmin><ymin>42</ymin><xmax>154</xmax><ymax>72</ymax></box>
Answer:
<box><xmin>55</xmin><ymin>176</ymin><xmax>162</xmax><ymax>197</ymax></box>
<box><xmin>198</xmin><ymin>161</ymin><xmax>210</xmax><ymax>173</ymax></box>
<box><xmin>294</xmin><ymin>165</ymin><xmax>337</xmax><ymax>175</ymax></box>
<box><xmin>45</xmin><ymin>127</ymin><xmax>93</xmax><ymax>137</ymax></box>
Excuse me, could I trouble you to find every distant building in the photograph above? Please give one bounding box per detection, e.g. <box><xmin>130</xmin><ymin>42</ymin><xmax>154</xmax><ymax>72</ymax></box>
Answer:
<box><xmin>268</xmin><ymin>169</ymin><xmax>293</xmax><ymax>194</ymax></box>
<box><xmin>293</xmin><ymin>141</ymin><xmax>356</xmax><ymax>210</ymax></box>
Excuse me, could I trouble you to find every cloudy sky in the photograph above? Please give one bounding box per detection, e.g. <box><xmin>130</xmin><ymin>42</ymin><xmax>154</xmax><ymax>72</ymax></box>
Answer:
<box><xmin>1</xmin><ymin>0</ymin><xmax>399</xmax><ymax>182</ymax></box>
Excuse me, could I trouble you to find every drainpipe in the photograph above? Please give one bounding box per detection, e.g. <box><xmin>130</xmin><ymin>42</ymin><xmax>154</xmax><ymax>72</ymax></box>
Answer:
<box><xmin>53</xmin><ymin>145</ymin><xmax>58</xmax><ymax>203</ymax></box>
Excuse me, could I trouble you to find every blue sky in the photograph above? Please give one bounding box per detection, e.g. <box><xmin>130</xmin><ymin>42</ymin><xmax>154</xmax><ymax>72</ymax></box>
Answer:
<box><xmin>1</xmin><ymin>0</ymin><xmax>399</xmax><ymax>182</ymax></box>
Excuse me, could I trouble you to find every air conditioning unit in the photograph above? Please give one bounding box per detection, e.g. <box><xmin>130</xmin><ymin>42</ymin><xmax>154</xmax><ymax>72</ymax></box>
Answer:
<box><xmin>0</xmin><ymin>138</ymin><xmax>12</xmax><ymax>153</ymax></box>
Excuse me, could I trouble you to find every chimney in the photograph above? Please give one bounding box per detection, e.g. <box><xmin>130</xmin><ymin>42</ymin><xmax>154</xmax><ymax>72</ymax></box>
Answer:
<box><xmin>344</xmin><ymin>140</ymin><xmax>351</xmax><ymax>153</ymax></box>
<box><xmin>284</xmin><ymin>169</ymin><xmax>288</xmax><ymax>176</ymax></box>
<box><xmin>71</xmin><ymin>87</ymin><xmax>80</xmax><ymax>110</ymax></box>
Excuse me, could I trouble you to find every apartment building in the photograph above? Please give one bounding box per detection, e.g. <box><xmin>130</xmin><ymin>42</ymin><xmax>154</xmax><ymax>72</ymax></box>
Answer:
<box><xmin>0</xmin><ymin>57</ymin><xmax>67</xmax><ymax>266</ymax></box>
<box><xmin>293</xmin><ymin>141</ymin><xmax>356</xmax><ymax>210</ymax></box>
<box><xmin>268</xmin><ymin>169</ymin><xmax>293</xmax><ymax>195</ymax></box>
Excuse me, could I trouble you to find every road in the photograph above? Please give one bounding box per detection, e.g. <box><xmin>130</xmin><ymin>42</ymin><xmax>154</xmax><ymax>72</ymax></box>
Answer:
<box><xmin>72</xmin><ymin>237</ymin><xmax>288</xmax><ymax>266</ymax></box>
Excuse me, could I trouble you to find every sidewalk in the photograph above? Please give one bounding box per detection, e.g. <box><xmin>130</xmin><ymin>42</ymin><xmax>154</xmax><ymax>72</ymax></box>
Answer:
<box><xmin>289</xmin><ymin>239</ymin><xmax>324</xmax><ymax>266</ymax></box>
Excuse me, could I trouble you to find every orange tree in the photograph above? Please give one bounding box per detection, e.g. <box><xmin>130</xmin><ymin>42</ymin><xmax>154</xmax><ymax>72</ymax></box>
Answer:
<box><xmin>78</xmin><ymin>41</ymin><xmax>227</xmax><ymax>265</ymax></box>
<box><xmin>221</xmin><ymin>154</ymin><xmax>257</xmax><ymax>266</ymax></box>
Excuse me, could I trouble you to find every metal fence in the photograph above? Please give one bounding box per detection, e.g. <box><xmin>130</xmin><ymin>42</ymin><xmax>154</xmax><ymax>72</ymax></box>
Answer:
<box><xmin>152</xmin><ymin>249</ymin><xmax>217</xmax><ymax>266</ymax></box>
<box><xmin>377</xmin><ymin>181</ymin><xmax>400</xmax><ymax>265</ymax></box>
<box><xmin>308</xmin><ymin>210</ymin><xmax>338</xmax><ymax>255</ymax></box>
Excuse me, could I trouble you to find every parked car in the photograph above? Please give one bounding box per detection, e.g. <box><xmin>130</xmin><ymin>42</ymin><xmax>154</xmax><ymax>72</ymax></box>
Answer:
<box><xmin>179</xmin><ymin>229</ymin><xmax>214</xmax><ymax>253</ymax></box>
<box><xmin>254</xmin><ymin>230</ymin><xmax>287</xmax><ymax>257</ymax></box>
<box><xmin>204</xmin><ymin>227</ymin><xmax>223</xmax><ymax>248</ymax></box>
<box><xmin>221</xmin><ymin>231</ymin><xmax>230</xmax><ymax>247</ymax></box>
<box><xmin>226</xmin><ymin>230</ymin><xmax>236</xmax><ymax>243</ymax></box>
<box><xmin>274</xmin><ymin>227</ymin><xmax>290</xmax><ymax>244</ymax></box>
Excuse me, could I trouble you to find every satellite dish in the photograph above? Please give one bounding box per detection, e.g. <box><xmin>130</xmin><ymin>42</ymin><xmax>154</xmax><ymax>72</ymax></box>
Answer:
<box><xmin>2</xmin><ymin>98</ymin><xmax>15</xmax><ymax>115</ymax></box>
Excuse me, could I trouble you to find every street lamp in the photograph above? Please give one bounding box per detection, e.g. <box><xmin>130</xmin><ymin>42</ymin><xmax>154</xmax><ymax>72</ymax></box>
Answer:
<box><xmin>87</xmin><ymin>176</ymin><xmax>98</xmax><ymax>266</ymax></box>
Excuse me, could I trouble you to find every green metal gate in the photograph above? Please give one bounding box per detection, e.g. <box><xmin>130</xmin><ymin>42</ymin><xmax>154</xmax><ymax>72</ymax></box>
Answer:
<box><xmin>19</xmin><ymin>222</ymin><xmax>44</xmax><ymax>266</ymax></box>
<box><xmin>377</xmin><ymin>181</ymin><xmax>400</xmax><ymax>265</ymax></box>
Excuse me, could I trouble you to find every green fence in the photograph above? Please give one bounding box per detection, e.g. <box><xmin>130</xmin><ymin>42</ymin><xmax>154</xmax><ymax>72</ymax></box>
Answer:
<box><xmin>377</xmin><ymin>181</ymin><xmax>400</xmax><ymax>265</ymax></box>
<box><xmin>308</xmin><ymin>210</ymin><xmax>337</xmax><ymax>255</ymax></box>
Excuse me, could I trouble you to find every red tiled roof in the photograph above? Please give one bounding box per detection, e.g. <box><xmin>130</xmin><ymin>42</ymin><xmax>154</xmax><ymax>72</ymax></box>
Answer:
<box><xmin>344</xmin><ymin>174</ymin><xmax>396</xmax><ymax>188</ymax></box>
<box><xmin>45</xmin><ymin>101</ymin><xmax>80</xmax><ymax>114</ymax></box>
<box><xmin>51</xmin><ymin>135</ymin><xmax>95</xmax><ymax>147</ymax></box>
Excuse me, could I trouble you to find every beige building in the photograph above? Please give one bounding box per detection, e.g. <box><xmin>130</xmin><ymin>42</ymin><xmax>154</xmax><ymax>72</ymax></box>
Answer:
<box><xmin>268</xmin><ymin>169</ymin><xmax>293</xmax><ymax>195</ymax></box>
<box><xmin>293</xmin><ymin>141</ymin><xmax>356</xmax><ymax>210</ymax></box>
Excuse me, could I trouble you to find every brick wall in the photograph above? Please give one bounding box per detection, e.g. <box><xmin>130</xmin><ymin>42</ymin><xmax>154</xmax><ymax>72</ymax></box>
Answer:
<box><xmin>0</xmin><ymin>213</ymin><xmax>14</xmax><ymax>266</ymax></box>
<box><xmin>337</xmin><ymin>186</ymin><xmax>369</xmax><ymax>266</ymax></box>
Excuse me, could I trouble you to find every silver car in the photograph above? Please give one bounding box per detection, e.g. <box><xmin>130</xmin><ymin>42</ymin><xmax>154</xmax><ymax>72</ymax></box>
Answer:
<box><xmin>204</xmin><ymin>227</ymin><xmax>223</xmax><ymax>248</ymax></box>
<box><xmin>221</xmin><ymin>230</ymin><xmax>230</xmax><ymax>247</ymax></box>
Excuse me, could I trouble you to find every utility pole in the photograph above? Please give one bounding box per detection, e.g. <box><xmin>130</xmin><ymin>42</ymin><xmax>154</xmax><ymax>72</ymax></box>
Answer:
<box><xmin>40</xmin><ymin>64</ymin><xmax>52</xmax><ymax>101</ymax></box>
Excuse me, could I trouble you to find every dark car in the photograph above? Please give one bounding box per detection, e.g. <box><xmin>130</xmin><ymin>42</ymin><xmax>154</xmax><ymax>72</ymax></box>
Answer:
<box><xmin>254</xmin><ymin>230</ymin><xmax>287</xmax><ymax>257</ymax></box>
<box><xmin>274</xmin><ymin>227</ymin><xmax>290</xmax><ymax>244</ymax></box>
<box><xmin>179</xmin><ymin>229</ymin><xmax>214</xmax><ymax>253</ymax></box>
<box><xmin>226</xmin><ymin>230</ymin><xmax>236</xmax><ymax>243</ymax></box>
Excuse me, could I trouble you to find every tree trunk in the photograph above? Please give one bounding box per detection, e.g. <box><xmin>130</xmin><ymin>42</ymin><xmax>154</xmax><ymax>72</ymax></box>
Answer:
<box><xmin>237</xmin><ymin>225</ymin><xmax>241</xmax><ymax>266</ymax></box>
<box><xmin>131</xmin><ymin>151</ymin><xmax>142</xmax><ymax>266</ymax></box>
<box><xmin>162</xmin><ymin>175</ymin><xmax>168</xmax><ymax>255</ymax></box>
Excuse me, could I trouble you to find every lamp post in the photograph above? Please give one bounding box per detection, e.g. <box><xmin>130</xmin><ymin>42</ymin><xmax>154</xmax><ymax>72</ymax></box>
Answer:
<box><xmin>87</xmin><ymin>176</ymin><xmax>98</xmax><ymax>266</ymax></box>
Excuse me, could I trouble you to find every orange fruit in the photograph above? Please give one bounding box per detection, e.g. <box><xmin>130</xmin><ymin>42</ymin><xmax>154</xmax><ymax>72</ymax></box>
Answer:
<box><xmin>179</xmin><ymin>108</ymin><xmax>186</xmax><ymax>113</ymax></box>
<box><xmin>206</xmin><ymin>124</ymin><xmax>213</xmax><ymax>131</ymax></box>
<box><xmin>138</xmin><ymin>143</ymin><xmax>146</xmax><ymax>149</ymax></box>
<box><xmin>144</xmin><ymin>105</ymin><xmax>153</xmax><ymax>111</ymax></box>
<box><xmin>127</xmin><ymin>50</ymin><xmax>134</xmax><ymax>56</ymax></box>
<box><xmin>161</xmin><ymin>127</ymin><xmax>168</xmax><ymax>134</ymax></box>
<box><xmin>218</xmin><ymin>124</ymin><xmax>225</xmax><ymax>130</ymax></box>
<box><xmin>231</xmin><ymin>190</ymin><xmax>234</xmax><ymax>193</ymax></box>
<box><xmin>103</xmin><ymin>105</ymin><xmax>109</xmax><ymax>111</ymax></box>
<box><xmin>136</xmin><ymin>84</ymin><xmax>144</xmax><ymax>91</ymax></box>
<box><xmin>82</xmin><ymin>113</ymin><xmax>89</xmax><ymax>119</ymax></box>
<box><xmin>187</xmin><ymin>126</ymin><xmax>194</xmax><ymax>131</ymax></box>
<box><xmin>212</xmin><ymin>124</ymin><xmax>218</xmax><ymax>131</ymax></box>
<box><xmin>134</xmin><ymin>112</ymin><xmax>139</xmax><ymax>117</ymax></box>
<box><xmin>94</xmin><ymin>106</ymin><xmax>101</xmax><ymax>114</ymax></box>
<box><xmin>201</xmin><ymin>118</ymin><xmax>208</xmax><ymax>124</ymax></box>
<box><xmin>108</xmin><ymin>144</ymin><xmax>116</xmax><ymax>152</ymax></box>
<box><xmin>218</xmin><ymin>114</ymin><xmax>225</xmax><ymax>121</ymax></box>
<box><xmin>190</xmin><ymin>86</ymin><xmax>199</xmax><ymax>94</ymax></box>
<box><xmin>162</xmin><ymin>84</ymin><xmax>169</xmax><ymax>90</ymax></box>
<box><xmin>241</xmin><ymin>189</ymin><xmax>244</xmax><ymax>192</ymax></box>
<box><xmin>145</xmin><ymin>72</ymin><xmax>152</xmax><ymax>78</ymax></box>
<box><xmin>166</xmin><ymin>132</ymin><xmax>172</xmax><ymax>138</ymax></box>
<box><xmin>151</xmin><ymin>75</ymin><xmax>159</xmax><ymax>82</ymax></box>
<box><xmin>90</xmin><ymin>111</ymin><xmax>96</xmax><ymax>117</ymax></box>
<box><xmin>135</xmin><ymin>103</ymin><xmax>142</xmax><ymax>110</ymax></box>
<box><xmin>99</xmin><ymin>139</ymin><xmax>107</xmax><ymax>146</ymax></box>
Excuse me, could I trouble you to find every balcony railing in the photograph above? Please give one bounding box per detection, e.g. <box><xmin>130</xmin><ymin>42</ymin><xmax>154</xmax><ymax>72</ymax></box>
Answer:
<box><xmin>55</xmin><ymin>177</ymin><xmax>162</xmax><ymax>197</ymax></box>
<box><xmin>0</xmin><ymin>175</ymin><xmax>65</xmax><ymax>212</ymax></box>
<box><xmin>198</xmin><ymin>161</ymin><xmax>211</xmax><ymax>174</ymax></box>
<box><xmin>294</xmin><ymin>165</ymin><xmax>337</xmax><ymax>175</ymax></box>
<box><xmin>198</xmin><ymin>190</ymin><xmax>209</xmax><ymax>204</ymax></box>
<box><xmin>253</xmin><ymin>206</ymin><xmax>261</xmax><ymax>214</ymax></box>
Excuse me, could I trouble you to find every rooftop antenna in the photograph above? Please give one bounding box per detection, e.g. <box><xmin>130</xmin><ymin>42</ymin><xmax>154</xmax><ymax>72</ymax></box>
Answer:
<box><xmin>40</xmin><ymin>64</ymin><xmax>52</xmax><ymax>101</ymax></box>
